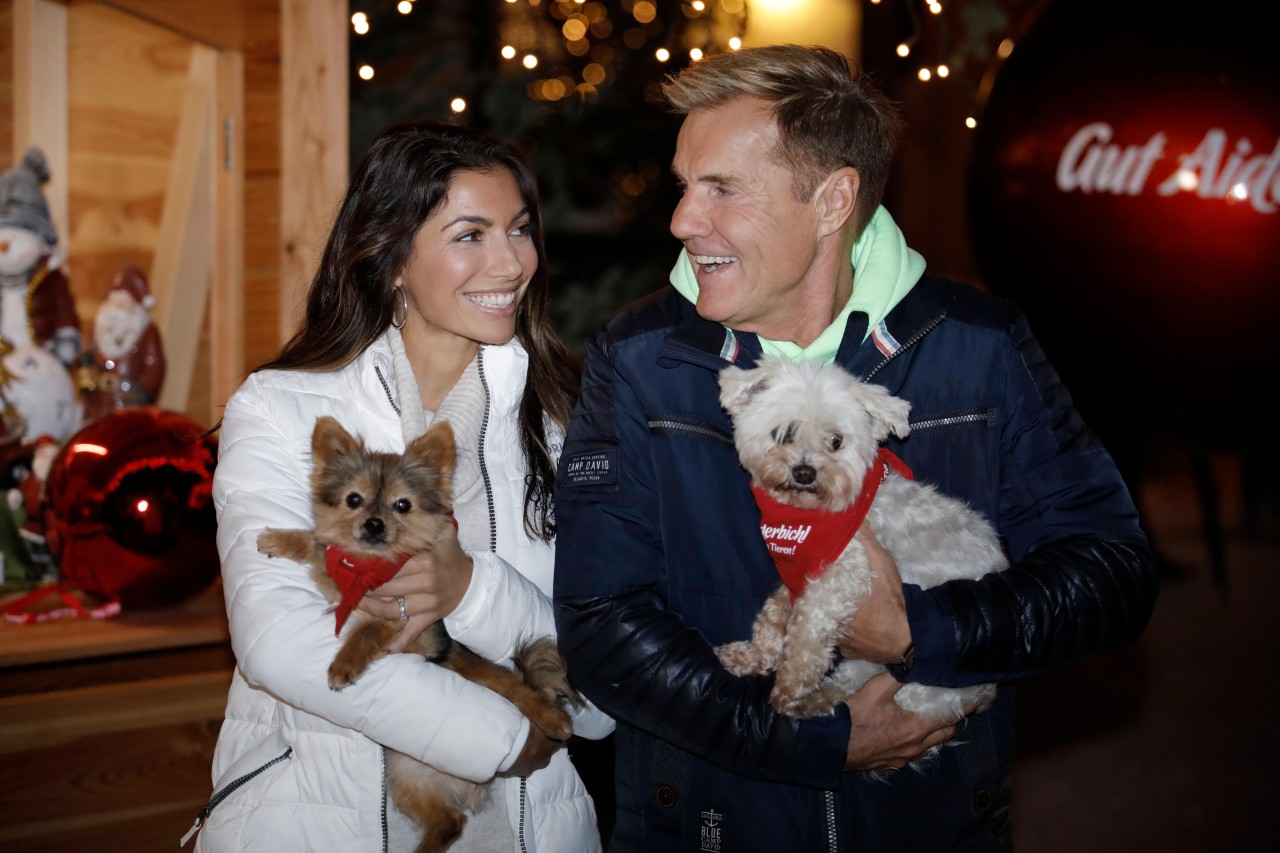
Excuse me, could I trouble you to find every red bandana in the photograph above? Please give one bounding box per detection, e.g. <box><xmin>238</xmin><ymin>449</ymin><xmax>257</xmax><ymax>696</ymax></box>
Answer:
<box><xmin>751</xmin><ymin>448</ymin><xmax>912</xmax><ymax>602</ymax></box>
<box><xmin>324</xmin><ymin>545</ymin><xmax>411</xmax><ymax>635</ymax></box>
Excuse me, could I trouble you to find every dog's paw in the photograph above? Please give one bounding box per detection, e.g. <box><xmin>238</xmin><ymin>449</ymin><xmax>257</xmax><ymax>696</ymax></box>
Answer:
<box><xmin>256</xmin><ymin>528</ymin><xmax>313</xmax><ymax>562</ymax></box>
<box><xmin>256</xmin><ymin>528</ymin><xmax>285</xmax><ymax>557</ymax></box>
<box><xmin>716</xmin><ymin>640</ymin><xmax>766</xmax><ymax>675</ymax></box>
<box><xmin>327</xmin><ymin>660</ymin><xmax>358</xmax><ymax>691</ymax></box>
<box><xmin>537</xmin><ymin>706</ymin><xmax>575</xmax><ymax>742</ymax></box>
<box><xmin>514</xmin><ymin>638</ymin><xmax>582</xmax><ymax>709</ymax></box>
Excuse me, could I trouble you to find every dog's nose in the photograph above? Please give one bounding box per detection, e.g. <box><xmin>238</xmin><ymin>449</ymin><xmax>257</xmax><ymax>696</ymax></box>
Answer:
<box><xmin>791</xmin><ymin>464</ymin><xmax>816</xmax><ymax>486</ymax></box>
<box><xmin>363</xmin><ymin>517</ymin><xmax>385</xmax><ymax>538</ymax></box>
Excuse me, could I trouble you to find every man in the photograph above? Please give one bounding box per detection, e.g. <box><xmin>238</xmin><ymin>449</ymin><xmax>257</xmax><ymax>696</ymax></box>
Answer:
<box><xmin>553</xmin><ymin>44</ymin><xmax>1158</xmax><ymax>851</ymax></box>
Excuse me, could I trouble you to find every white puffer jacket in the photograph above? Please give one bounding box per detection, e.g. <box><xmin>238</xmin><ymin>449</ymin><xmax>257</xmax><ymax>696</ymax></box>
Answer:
<box><xmin>190</xmin><ymin>332</ymin><xmax>613</xmax><ymax>853</ymax></box>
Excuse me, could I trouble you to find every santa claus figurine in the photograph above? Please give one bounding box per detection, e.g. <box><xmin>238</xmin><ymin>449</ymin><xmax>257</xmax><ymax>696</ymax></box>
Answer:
<box><xmin>82</xmin><ymin>265</ymin><xmax>165</xmax><ymax>421</ymax></box>
<box><xmin>0</xmin><ymin>147</ymin><xmax>80</xmax><ymax>369</ymax></box>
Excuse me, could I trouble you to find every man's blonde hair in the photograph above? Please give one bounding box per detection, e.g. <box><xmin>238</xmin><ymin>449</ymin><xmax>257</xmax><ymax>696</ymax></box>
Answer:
<box><xmin>661</xmin><ymin>44</ymin><xmax>903</xmax><ymax>236</ymax></box>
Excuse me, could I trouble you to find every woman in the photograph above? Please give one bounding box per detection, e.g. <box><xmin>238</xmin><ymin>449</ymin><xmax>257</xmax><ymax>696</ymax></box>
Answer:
<box><xmin>191</xmin><ymin>120</ymin><xmax>613</xmax><ymax>852</ymax></box>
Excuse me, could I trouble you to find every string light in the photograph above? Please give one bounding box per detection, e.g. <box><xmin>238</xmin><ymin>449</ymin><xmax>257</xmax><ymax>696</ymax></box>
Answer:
<box><xmin>868</xmin><ymin>0</ymin><xmax>1016</xmax><ymax>129</ymax></box>
<box><xmin>354</xmin><ymin>0</ymin><xmax>748</xmax><ymax>110</ymax></box>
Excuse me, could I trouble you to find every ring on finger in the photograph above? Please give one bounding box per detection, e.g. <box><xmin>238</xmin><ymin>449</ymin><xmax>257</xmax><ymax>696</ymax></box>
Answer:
<box><xmin>397</xmin><ymin>596</ymin><xmax>407</xmax><ymax>622</ymax></box>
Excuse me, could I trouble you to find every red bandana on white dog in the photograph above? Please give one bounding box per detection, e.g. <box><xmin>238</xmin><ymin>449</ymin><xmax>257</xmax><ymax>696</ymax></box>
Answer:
<box><xmin>751</xmin><ymin>448</ymin><xmax>913</xmax><ymax>602</ymax></box>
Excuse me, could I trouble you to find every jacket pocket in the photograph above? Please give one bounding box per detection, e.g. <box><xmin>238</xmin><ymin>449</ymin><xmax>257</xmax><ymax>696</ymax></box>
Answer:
<box><xmin>182</xmin><ymin>731</ymin><xmax>294</xmax><ymax>847</ymax></box>
<box><xmin>648</xmin><ymin>414</ymin><xmax>734</xmax><ymax>447</ymax></box>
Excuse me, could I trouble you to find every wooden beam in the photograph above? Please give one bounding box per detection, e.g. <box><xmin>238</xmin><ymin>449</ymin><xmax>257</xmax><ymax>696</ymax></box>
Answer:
<box><xmin>152</xmin><ymin>43</ymin><xmax>215</xmax><ymax>413</ymax></box>
<box><xmin>210</xmin><ymin>49</ymin><xmax>244</xmax><ymax>411</ymax></box>
<box><xmin>11</xmin><ymin>0</ymin><xmax>68</xmax><ymax>248</ymax></box>
<box><xmin>279</xmin><ymin>0</ymin><xmax>347</xmax><ymax>344</ymax></box>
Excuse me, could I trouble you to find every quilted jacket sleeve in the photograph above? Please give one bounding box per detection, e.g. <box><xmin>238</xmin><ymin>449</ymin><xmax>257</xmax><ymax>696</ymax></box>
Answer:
<box><xmin>215</xmin><ymin>375</ymin><xmax>532</xmax><ymax>782</ymax></box>
<box><xmin>896</xmin><ymin>305</ymin><xmax>1160</xmax><ymax>687</ymax></box>
<box><xmin>445</xmin><ymin>549</ymin><xmax>615</xmax><ymax>741</ymax></box>
<box><xmin>553</xmin><ymin>330</ymin><xmax>849</xmax><ymax>788</ymax></box>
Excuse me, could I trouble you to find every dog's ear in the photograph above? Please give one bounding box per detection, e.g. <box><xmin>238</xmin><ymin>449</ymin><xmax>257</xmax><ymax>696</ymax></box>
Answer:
<box><xmin>851</xmin><ymin>381</ymin><xmax>912</xmax><ymax>442</ymax></box>
<box><xmin>311</xmin><ymin>416</ymin><xmax>362</xmax><ymax>468</ymax></box>
<box><xmin>408</xmin><ymin>420</ymin><xmax>456</xmax><ymax>486</ymax></box>
<box><xmin>718</xmin><ymin>366</ymin><xmax>768</xmax><ymax>416</ymax></box>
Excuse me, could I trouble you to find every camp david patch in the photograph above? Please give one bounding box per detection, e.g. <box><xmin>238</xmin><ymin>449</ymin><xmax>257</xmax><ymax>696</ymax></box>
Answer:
<box><xmin>563</xmin><ymin>448</ymin><xmax>618</xmax><ymax>487</ymax></box>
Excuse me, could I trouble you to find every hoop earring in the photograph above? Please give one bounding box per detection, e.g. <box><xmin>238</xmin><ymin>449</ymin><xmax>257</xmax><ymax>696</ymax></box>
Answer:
<box><xmin>391</xmin><ymin>285</ymin><xmax>408</xmax><ymax>330</ymax></box>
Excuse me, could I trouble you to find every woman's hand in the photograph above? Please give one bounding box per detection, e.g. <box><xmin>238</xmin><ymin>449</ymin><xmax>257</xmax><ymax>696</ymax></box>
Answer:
<box><xmin>358</xmin><ymin>523</ymin><xmax>474</xmax><ymax>653</ymax></box>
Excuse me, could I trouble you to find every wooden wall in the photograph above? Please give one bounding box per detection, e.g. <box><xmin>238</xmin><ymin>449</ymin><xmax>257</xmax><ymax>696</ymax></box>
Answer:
<box><xmin>0</xmin><ymin>0</ymin><xmax>307</xmax><ymax>426</ymax></box>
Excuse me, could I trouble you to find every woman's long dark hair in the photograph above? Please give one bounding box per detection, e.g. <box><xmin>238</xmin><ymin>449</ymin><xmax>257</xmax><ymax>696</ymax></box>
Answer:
<box><xmin>259</xmin><ymin>120</ymin><xmax>579</xmax><ymax>541</ymax></box>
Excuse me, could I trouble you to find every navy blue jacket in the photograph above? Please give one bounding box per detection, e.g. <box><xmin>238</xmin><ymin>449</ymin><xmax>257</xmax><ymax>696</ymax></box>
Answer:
<box><xmin>554</xmin><ymin>276</ymin><xmax>1158</xmax><ymax>852</ymax></box>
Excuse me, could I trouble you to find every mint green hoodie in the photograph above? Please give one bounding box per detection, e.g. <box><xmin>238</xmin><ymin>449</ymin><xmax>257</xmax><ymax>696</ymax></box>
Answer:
<box><xmin>668</xmin><ymin>205</ymin><xmax>925</xmax><ymax>364</ymax></box>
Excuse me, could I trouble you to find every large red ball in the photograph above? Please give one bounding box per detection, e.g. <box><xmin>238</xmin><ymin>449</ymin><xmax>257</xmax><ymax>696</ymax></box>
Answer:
<box><xmin>42</xmin><ymin>407</ymin><xmax>219</xmax><ymax>609</ymax></box>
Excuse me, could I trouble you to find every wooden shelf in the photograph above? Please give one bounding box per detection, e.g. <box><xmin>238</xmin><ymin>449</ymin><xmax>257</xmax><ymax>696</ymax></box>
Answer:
<box><xmin>0</xmin><ymin>580</ymin><xmax>230</xmax><ymax>669</ymax></box>
<box><xmin>0</xmin><ymin>581</ymin><xmax>233</xmax><ymax>852</ymax></box>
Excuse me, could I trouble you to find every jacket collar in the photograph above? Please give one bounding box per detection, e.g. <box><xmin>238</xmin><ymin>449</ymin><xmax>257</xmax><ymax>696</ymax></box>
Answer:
<box><xmin>655</xmin><ymin>274</ymin><xmax>945</xmax><ymax>377</ymax></box>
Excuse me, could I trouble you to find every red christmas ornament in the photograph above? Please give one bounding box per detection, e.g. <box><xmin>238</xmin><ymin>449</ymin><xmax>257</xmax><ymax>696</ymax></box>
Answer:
<box><xmin>41</xmin><ymin>406</ymin><xmax>218</xmax><ymax>609</ymax></box>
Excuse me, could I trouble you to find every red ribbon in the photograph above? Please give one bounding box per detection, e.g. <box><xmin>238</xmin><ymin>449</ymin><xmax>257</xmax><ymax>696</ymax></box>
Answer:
<box><xmin>1</xmin><ymin>583</ymin><xmax>122</xmax><ymax>624</ymax></box>
<box><xmin>751</xmin><ymin>448</ymin><xmax>913</xmax><ymax>602</ymax></box>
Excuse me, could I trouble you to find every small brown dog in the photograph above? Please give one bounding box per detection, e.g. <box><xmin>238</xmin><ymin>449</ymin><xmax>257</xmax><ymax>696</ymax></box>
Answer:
<box><xmin>257</xmin><ymin>415</ymin><xmax>578</xmax><ymax>853</ymax></box>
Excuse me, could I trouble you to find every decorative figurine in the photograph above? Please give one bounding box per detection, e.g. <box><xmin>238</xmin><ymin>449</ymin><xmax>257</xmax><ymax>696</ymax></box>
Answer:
<box><xmin>0</xmin><ymin>146</ymin><xmax>80</xmax><ymax>369</ymax></box>
<box><xmin>81</xmin><ymin>266</ymin><xmax>166</xmax><ymax>420</ymax></box>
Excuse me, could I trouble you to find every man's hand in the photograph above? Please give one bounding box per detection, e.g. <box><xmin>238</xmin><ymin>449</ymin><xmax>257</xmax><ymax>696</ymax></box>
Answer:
<box><xmin>843</xmin><ymin>672</ymin><xmax>960</xmax><ymax>771</ymax></box>
<box><xmin>357</xmin><ymin>523</ymin><xmax>474</xmax><ymax>653</ymax></box>
<box><xmin>838</xmin><ymin>524</ymin><xmax>911</xmax><ymax>665</ymax></box>
<box><xmin>497</xmin><ymin>726</ymin><xmax>564</xmax><ymax>778</ymax></box>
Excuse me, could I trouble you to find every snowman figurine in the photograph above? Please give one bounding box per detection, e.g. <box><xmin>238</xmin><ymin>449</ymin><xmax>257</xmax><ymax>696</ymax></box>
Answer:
<box><xmin>0</xmin><ymin>147</ymin><xmax>81</xmax><ymax>370</ymax></box>
<box><xmin>0</xmin><ymin>148</ymin><xmax>82</xmax><ymax>449</ymax></box>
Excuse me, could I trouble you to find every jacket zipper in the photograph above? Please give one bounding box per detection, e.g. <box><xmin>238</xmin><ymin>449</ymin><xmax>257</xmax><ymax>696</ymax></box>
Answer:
<box><xmin>381</xmin><ymin>747</ymin><xmax>390</xmax><ymax>853</ymax></box>
<box><xmin>911</xmin><ymin>412</ymin><xmax>989</xmax><ymax>431</ymax></box>
<box><xmin>518</xmin><ymin>776</ymin><xmax>530</xmax><ymax>853</ymax></box>
<box><xmin>180</xmin><ymin>746</ymin><xmax>294</xmax><ymax>846</ymax></box>
<box><xmin>863</xmin><ymin>311</ymin><xmax>945</xmax><ymax>382</ymax></box>
<box><xmin>374</xmin><ymin>363</ymin><xmax>400</xmax><ymax>416</ymax></box>
<box><xmin>824</xmin><ymin>789</ymin><xmax>838</xmax><ymax>852</ymax></box>
<box><xmin>476</xmin><ymin>347</ymin><xmax>498</xmax><ymax>551</ymax></box>
<box><xmin>648</xmin><ymin>418</ymin><xmax>734</xmax><ymax>445</ymax></box>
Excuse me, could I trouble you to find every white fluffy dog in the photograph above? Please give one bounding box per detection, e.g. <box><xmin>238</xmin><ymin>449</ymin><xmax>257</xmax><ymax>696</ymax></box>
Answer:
<box><xmin>716</xmin><ymin>356</ymin><xmax>1008</xmax><ymax>722</ymax></box>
